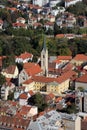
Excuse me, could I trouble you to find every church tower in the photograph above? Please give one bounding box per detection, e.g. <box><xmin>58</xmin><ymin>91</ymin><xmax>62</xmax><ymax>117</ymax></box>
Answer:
<box><xmin>41</xmin><ymin>35</ymin><xmax>48</xmax><ymax>77</ymax></box>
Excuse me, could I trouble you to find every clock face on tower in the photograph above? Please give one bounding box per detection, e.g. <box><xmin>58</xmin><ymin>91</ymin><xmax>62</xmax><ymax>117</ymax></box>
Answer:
<box><xmin>76</xmin><ymin>97</ymin><xmax>80</xmax><ymax>104</ymax></box>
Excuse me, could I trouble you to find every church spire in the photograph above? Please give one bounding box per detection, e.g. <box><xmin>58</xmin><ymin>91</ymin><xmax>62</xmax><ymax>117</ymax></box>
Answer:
<box><xmin>41</xmin><ymin>34</ymin><xmax>48</xmax><ymax>77</ymax></box>
<box><xmin>43</xmin><ymin>34</ymin><xmax>46</xmax><ymax>51</ymax></box>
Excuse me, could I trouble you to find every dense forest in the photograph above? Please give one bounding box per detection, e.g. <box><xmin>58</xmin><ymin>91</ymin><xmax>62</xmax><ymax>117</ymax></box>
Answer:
<box><xmin>0</xmin><ymin>28</ymin><xmax>87</xmax><ymax>58</ymax></box>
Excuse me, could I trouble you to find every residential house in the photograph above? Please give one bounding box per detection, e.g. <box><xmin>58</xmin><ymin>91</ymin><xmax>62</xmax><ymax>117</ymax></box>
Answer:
<box><xmin>28</xmin><ymin>16</ymin><xmax>37</xmax><ymax>26</ymax></box>
<box><xmin>6</xmin><ymin>7</ymin><xmax>17</xmax><ymax>13</ymax></box>
<box><xmin>19</xmin><ymin>62</ymin><xmax>42</xmax><ymax>85</ymax></box>
<box><xmin>75</xmin><ymin>74</ymin><xmax>87</xmax><ymax>90</ymax></box>
<box><xmin>19</xmin><ymin>93</ymin><xmax>28</xmax><ymax>105</ymax></box>
<box><xmin>1</xmin><ymin>82</ymin><xmax>15</xmax><ymax>100</ymax></box>
<box><xmin>44</xmin><ymin>22</ymin><xmax>54</xmax><ymax>30</ymax></box>
<box><xmin>12</xmin><ymin>22</ymin><xmax>27</xmax><ymax>29</ymax></box>
<box><xmin>50</xmin><ymin>0</ymin><xmax>62</xmax><ymax>7</ymax></box>
<box><xmin>65</xmin><ymin>34</ymin><xmax>75</xmax><ymax>39</ymax></box>
<box><xmin>66</xmin><ymin>16</ymin><xmax>76</xmax><ymax>27</ymax></box>
<box><xmin>46</xmin><ymin>15</ymin><xmax>55</xmax><ymax>22</ymax></box>
<box><xmin>28</xmin><ymin>110</ymin><xmax>64</xmax><ymax>130</ymax></box>
<box><xmin>22</xmin><ymin>78</ymin><xmax>35</xmax><ymax>92</ymax></box>
<box><xmin>0</xmin><ymin>115</ymin><xmax>30</xmax><ymax>130</ymax></box>
<box><xmin>1</xmin><ymin>65</ymin><xmax>18</xmax><ymax>79</ymax></box>
<box><xmin>56</xmin><ymin>18</ymin><xmax>63</xmax><ymax>26</ymax></box>
<box><xmin>16</xmin><ymin>105</ymin><xmax>38</xmax><ymax>119</ymax></box>
<box><xmin>60</xmin><ymin>112</ymin><xmax>81</xmax><ymax>130</ymax></box>
<box><xmin>15</xmin><ymin>51</ymin><xmax>33</xmax><ymax>63</ymax></box>
<box><xmin>71</xmin><ymin>54</ymin><xmax>87</xmax><ymax>66</ymax></box>
<box><xmin>65</xmin><ymin>0</ymin><xmax>82</xmax><ymax>8</ymax></box>
<box><xmin>33</xmin><ymin>22</ymin><xmax>42</xmax><ymax>29</ymax></box>
<box><xmin>56</xmin><ymin>55</ymin><xmax>72</xmax><ymax>64</ymax></box>
<box><xmin>16</xmin><ymin>17</ymin><xmax>26</xmax><ymax>24</ymax></box>
<box><xmin>33</xmin><ymin>0</ymin><xmax>49</xmax><ymax>7</ymax></box>
<box><xmin>32</xmin><ymin>6</ymin><xmax>42</xmax><ymax>14</ymax></box>
<box><xmin>27</xmin><ymin>90</ymin><xmax>34</xmax><ymax>98</ymax></box>
<box><xmin>45</xmin><ymin>93</ymin><xmax>55</xmax><ymax>104</ymax></box>
<box><xmin>0</xmin><ymin>19</ymin><xmax>3</xmax><ymax>29</ymax></box>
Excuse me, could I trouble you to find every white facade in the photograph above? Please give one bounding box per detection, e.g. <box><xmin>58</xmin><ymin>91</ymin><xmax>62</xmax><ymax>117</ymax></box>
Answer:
<box><xmin>22</xmin><ymin>81</ymin><xmax>35</xmax><ymax>92</ymax></box>
<box><xmin>33</xmin><ymin>0</ymin><xmax>49</xmax><ymax>7</ymax></box>
<box><xmin>75</xmin><ymin>82</ymin><xmax>87</xmax><ymax>90</ymax></box>
<box><xmin>60</xmin><ymin>113</ymin><xmax>81</xmax><ymax>130</ymax></box>
<box><xmin>1</xmin><ymin>83</ymin><xmax>15</xmax><ymax>100</ymax></box>
<box><xmin>83</xmin><ymin>93</ymin><xmax>87</xmax><ymax>112</ymax></box>
<box><xmin>15</xmin><ymin>56</ymin><xmax>33</xmax><ymax>63</ymax></box>
<box><xmin>19</xmin><ymin>98</ymin><xmax>28</xmax><ymax>106</ymax></box>
<box><xmin>65</xmin><ymin>0</ymin><xmax>82</xmax><ymax>8</ymax></box>
<box><xmin>50</xmin><ymin>0</ymin><xmax>62</xmax><ymax>7</ymax></box>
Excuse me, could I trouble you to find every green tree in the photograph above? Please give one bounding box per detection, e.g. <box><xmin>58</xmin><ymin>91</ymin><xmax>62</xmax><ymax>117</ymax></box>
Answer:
<box><xmin>8</xmin><ymin>91</ymin><xmax>14</xmax><ymax>100</ymax></box>
<box><xmin>0</xmin><ymin>73</ymin><xmax>6</xmax><ymax>86</ymax></box>
<box><xmin>77</xmin><ymin>86</ymin><xmax>84</xmax><ymax>92</ymax></box>
<box><xmin>34</xmin><ymin>92</ymin><xmax>48</xmax><ymax>111</ymax></box>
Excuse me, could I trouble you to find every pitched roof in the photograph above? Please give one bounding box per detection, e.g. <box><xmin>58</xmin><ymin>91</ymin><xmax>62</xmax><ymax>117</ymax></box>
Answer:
<box><xmin>57</xmin><ymin>55</ymin><xmax>72</xmax><ymax>60</ymax></box>
<box><xmin>24</xmin><ymin>62</ymin><xmax>42</xmax><ymax>76</ymax></box>
<box><xmin>17</xmin><ymin>52</ymin><xmax>33</xmax><ymax>59</ymax></box>
<box><xmin>73</xmin><ymin>54</ymin><xmax>87</xmax><ymax>61</ymax></box>
<box><xmin>55</xmin><ymin>34</ymin><xmax>65</xmax><ymax>38</ymax></box>
<box><xmin>33</xmin><ymin>70</ymin><xmax>76</xmax><ymax>84</ymax></box>
<box><xmin>0</xmin><ymin>19</ymin><xmax>3</xmax><ymax>24</ymax></box>
<box><xmin>19</xmin><ymin>93</ymin><xmax>28</xmax><ymax>99</ymax></box>
<box><xmin>3</xmin><ymin>65</ymin><xmax>16</xmax><ymax>74</ymax></box>
<box><xmin>28</xmin><ymin>90</ymin><xmax>34</xmax><ymax>96</ymax></box>
<box><xmin>13</xmin><ymin>22</ymin><xmax>27</xmax><ymax>28</ymax></box>
<box><xmin>76</xmin><ymin>74</ymin><xmax>87</xmax><ymax>83</ymax></box>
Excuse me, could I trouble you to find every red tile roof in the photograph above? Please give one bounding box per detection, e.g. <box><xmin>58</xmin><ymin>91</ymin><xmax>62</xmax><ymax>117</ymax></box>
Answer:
<box><xmin>55</xmin><ymin>34</ymin><xmax>65</xmax><ymax>38</ymax></box>
<box><xmin>28</xmin><ymin>90</ymin><xmax>34</xmax><ymax>96</ymax></box>
<box><xmin>19</xmin><ymin>93</ymin><xmax>28</xmax><ymax>99</ymax></box>
<box><xmin>17</xmin><ymin>52</ymin><xmax>33</xmax><ymax>59</ymax></box>
<box><xmin>0</xmin><ymin>115</ymin><xmax>30</xmax><ymax>129</ymax></box>
<box><xmin>33</xmin><ymin>70</ymin><xmax>76</xmax><ymax>84</ymax></box>
<box><xmin>73</xmin><ymin>54</ymin><xmax>87</xmax><ymax>61</ymax></box>
<box><xmin>76</xmin><ymin>74</ymin><xmax>87</xmax><ymax>83</ymax></box>
<box><xmin>24</xmin><ymin>62</ymin><xmax>42</xmax><ymax>76</ymax></box>
<box><xmin>3</xmin><ymin>65</ymin><xmax>16</xmax><ymax>74</ymax></box>
<box><xmin>53</xmin><ymin>59</ymin><xmax>61</xmax><ymax>64</ymax></box>
<box><xmin>13</xmin><ymin>22</ymin><xmax>27</xmax><ymax>28</ymax></box>
<box><xmin>57</xmin><ymin>56</ymin><xmax>72</xmax><ymax>60</ymax></box>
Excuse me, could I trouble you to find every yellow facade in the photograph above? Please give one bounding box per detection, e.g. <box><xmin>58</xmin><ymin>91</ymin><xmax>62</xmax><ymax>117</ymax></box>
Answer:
<box><xmin>34</xmin><ymin>79</ymin><xmax>70</xmax><ymax>94</ymax></box>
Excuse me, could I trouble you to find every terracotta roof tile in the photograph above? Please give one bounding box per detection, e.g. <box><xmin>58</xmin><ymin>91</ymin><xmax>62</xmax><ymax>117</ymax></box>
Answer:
<box><xmin>17</xmin><ymin>52</ymin><xmax>33</xmax><ymax>59</ymax></box>
<box><xmin>3</xmin><ymin>65</ymin><xmax>16</xmax><ymax>74</ymax></box>
<box><xmin>33</xmin><ymin>70</ymin><xmax>76</xmax><ymax>84</ymax></box>
<box><xmin>55</xmin><ymin>34</ymin><xmax>65</xmax><ymax>38</ymax></box>
<box><xmin>13</xmin><ymin>22</ymin><xmax>27</xmax><ymax>27</ymax></box>
<box><xmin>73</xmin><ymin>54</ymin><xmax>87</xmax><ymax>61</ymax></box>
<box><xmin>76</xmin><ymin>74</ymin><xmax>87</xmax><ymax>83</ymax></box>
<box><xmin>28</xmin><ymin>90</ymin><xmax>34</xmax><ymax>96</ymax></box>
<box><xmin>19</xmin><ymin>93</ymin><xmax>28</xmax><ymax>99</ymax></box>
<box><xmin>57</xmin><ymin>56</ymin><xmax>72</xmax><ymax>60</ymax></box>
<box><xmin>24</xmin><ymin>63</ymin><xmax>42</xmax><ymax>76</ymax></box>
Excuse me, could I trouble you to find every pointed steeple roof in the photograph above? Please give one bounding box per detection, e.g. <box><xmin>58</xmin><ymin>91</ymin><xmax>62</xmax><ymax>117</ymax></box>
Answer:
<box><xmin>42</xmin><ymin>34</ymin><xmax>47</xmax><ymax>51</ymax></box>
